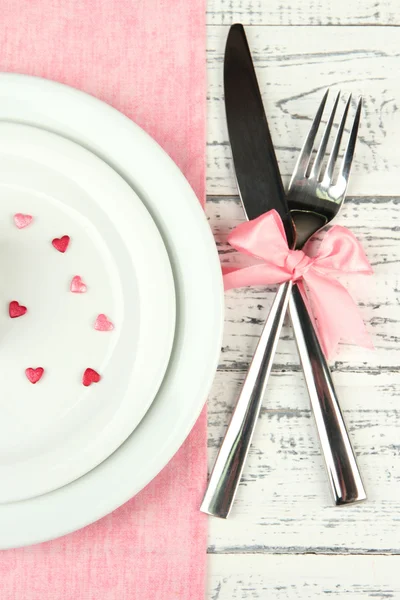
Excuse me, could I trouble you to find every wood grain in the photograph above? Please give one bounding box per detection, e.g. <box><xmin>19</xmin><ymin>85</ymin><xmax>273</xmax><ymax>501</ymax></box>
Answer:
<box><xmin>207</xmin><ymin>196</ymin><xmax>400</xmax><ymax>371</ymax></box>
<box><xmin>208</xmin><ymin>555</ymin><xmax>400</xmax><ymax>599</ymax></box>
<box><xmin>206</xmin><ymin>26</ymin><xmax>400</xmax><ymax>196</ymax></box>
<box><xmin>206</xmin><ymin>196</ymin><xmax>399</xmax><ymax>592</ymax></box>
<box><xmin>205</xmin><ymin>12</ymin><xmax>399</xmax><ymax>599</ymax></box>
<box><xmin>207</xmin><ymin>1</ymin><xmax>399</xmax><ymax>26</ymax></box>
<box><xmin>207</xmin><ymin>370</ymin><xmax>400</xmax><ymax>553</ymax></box>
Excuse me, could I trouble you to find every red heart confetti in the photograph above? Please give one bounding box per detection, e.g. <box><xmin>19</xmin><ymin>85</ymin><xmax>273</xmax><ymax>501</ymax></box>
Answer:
<box><xmin>14</xmin><ymin>213</ymin><xmax>33</xmax><ymax>229</ymax></box>
<box><xmin>82</xmin><ymin>368</ymin><xmax>101</xmax><ymax>387</ymax></box>
<box><xmin>94</xmin><ymin>314</ymin><xmax>114</xmax><ymax>332</ymax></box>
<box><xmin>9</xmin><ymin>301</ymin><xmax>27</xmax><ymax>318</ymax></box>
<box><xmin>52</xmin><ymin>235</ymin><xmax>70</xmax><ymax>253</ymax></box>
<box><xmin>70</xmin><ymin>275</ymin><xmax>87</xmax><ymax>293</ymax></box>
<box><xmin>25</xmin><ymin>367</ymin><xmax>44</xmax><ymax>384</ymax></box>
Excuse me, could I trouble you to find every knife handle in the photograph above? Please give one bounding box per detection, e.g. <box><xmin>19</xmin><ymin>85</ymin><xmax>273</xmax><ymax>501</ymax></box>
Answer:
<box><xmin>200</xmin><ymin>280</ymin><xmax>293</xmax><ymax>518</ymax></box>
<box><xmin>289</xmin><ymin>284</ymin><xmax>366</xmax><ymax>505</ymax></box>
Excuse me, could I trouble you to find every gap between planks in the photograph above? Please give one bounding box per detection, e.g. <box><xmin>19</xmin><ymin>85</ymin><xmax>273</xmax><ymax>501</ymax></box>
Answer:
<box><xmin>207</xmin><ymin>193</ymin><xmax>400</xmax><ymax>374</ymax></box>
<box><xmin>206</xmin><ymin>1</ymin><xmax>400</xmax><ymax>27</ymax></box>
<box><xmin>207</xmin><ymin>548</ymin><xmax>400</xmax><ymax>556</ymax></box>
<box><xmin>206</xmin><ymin>23</ymin><xmax>400</xmax><ymax>28</ymax></box>
<box><xmin>206</xmin><ymin>26</ymin><xmax>400</xmax><ymax>197</ymax></box>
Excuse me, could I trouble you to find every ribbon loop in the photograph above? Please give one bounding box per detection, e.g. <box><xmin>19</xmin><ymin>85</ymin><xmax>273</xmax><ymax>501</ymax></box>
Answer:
<box><xmin>223</xmin><ymin>210</ymin><xmax>373</xmax><ymax>358</ymax></box>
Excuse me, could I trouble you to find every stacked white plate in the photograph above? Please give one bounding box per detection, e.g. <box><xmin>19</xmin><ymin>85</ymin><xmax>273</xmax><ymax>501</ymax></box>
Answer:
<box><xmin>0</xmin><ymin>74</ymin><xmax>223</xmax><ymax>549</ymax></box>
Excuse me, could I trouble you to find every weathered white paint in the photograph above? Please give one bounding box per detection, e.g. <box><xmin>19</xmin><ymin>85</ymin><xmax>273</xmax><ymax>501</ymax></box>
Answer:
<box><xmin>206</xmin><ymin>9</ymin><xmax>399</xmax><ymax>599</ymax></box>
<box><xmin>206</xmin><ymin>26</ymin><xmax>400</xmax><ymax>196</ymax></box>
<box><xmin>207</xmin><ymin>370</ymin><xmax>400</xmax><ymax>553</ymax></box>
<box><xmin>206</xmin><ymin>196</ymin><xmax>400</xmax><ymax>595</ymax></box>
<box><xmin>208</xmin><ymin>555</ymin><xmax>400</xmax><ymax>599</ymax></box>
<box><xmin>207</xmin><ymin>1</ymin><xmax>398</xmax><ymax>26</ymax></box>
<box><xmin>207</xmin><ymin>197</ymin><xmax>400</xmax><ymax>371</ymax></box>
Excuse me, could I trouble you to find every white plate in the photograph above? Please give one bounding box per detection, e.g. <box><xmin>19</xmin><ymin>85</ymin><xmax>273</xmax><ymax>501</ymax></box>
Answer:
<box><xmin>0</xmin><ymin>123</ymin><xmax>175</xmax><ymax>504</ymax></box>
<box><xmin>0</xmin><ymin>74</ymin><xmax>223</xmax><ymax>548</ymax></box>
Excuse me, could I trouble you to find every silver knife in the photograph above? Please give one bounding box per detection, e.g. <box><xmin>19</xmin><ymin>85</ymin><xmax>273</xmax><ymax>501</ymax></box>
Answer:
<box><xmin>200</xmin><ymin>24</ymin><xmax>366</xmax><ymax>518</ymax></box>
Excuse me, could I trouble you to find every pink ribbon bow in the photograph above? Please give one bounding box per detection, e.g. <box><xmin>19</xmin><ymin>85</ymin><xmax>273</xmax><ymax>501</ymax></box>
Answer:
<box><xmin>223</xmin><ymin>210</ymin><xmax>373</xmax><ymax>358</ymax></box>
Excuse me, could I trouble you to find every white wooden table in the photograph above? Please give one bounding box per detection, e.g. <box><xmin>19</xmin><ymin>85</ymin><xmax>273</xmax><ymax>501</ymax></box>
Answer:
<box><xmin>205</xmin><ymin>4</ymin><xmax>400</xmax><ymax>598</ymax></box>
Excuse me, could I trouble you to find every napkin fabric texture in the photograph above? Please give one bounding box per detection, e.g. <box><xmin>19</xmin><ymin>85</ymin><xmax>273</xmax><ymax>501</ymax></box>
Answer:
<box><xmin>0</xmin><ymin>1</ymin><xmax>207</xmax><ymax>599</ymax></box>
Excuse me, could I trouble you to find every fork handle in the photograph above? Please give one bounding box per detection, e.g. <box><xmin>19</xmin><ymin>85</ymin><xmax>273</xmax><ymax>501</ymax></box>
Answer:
<box><xmin>289</xmin><ymin>284</ymin><xmax>367</xmax><ymax>505</ymax></box>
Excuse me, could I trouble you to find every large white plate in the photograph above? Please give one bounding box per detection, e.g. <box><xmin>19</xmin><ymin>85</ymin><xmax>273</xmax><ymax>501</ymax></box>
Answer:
<box><xmin>0</xmin><ymin>74</ymin><xmax>223</xmax><ymax>548</ymax></box>
<box><xmin>0</xmin><ymin>122</ymin><xmax>175</xmax><ymax>504</ymax></box>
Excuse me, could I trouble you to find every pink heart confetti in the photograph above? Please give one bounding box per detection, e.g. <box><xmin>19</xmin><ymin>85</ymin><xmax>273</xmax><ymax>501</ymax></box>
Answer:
<box><xmin>52</xmin><ymin>235</ymin><xmax>70</xmax><ymax>253</ymax></box>
<box><xmin>70</xmin><ymin>275</ymin><xmax>87</xmax><ymax>294</ymax></box>
<box><xmin>9</xmin><ymin>301</ymin><xmax>27</xmax><ymax>318</ymax></box>
<box><xmin>82</xmin><ymin>368</ymin><xmax>101</xmax><ymax>387</ymax></box>
<box><xmin>14</xmin><ymin>213</ymin><xmax>33</xmax><ymax>229</ymax></box>
<box><xmin>94</xmin><ymin>314</ymin><xmax>114</xmax><ymax>332</ymax></box>
<box><xmin>25</xmin><ymin>367</ymin><xmax>44</xmax><ymax>384</ymax></box>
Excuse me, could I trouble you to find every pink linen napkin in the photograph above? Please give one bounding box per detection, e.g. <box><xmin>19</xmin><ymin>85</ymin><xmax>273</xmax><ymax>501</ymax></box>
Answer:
<box><xmin>0</xmin><ymin>1</ymin><xmax>207</xmax><ymax>599</ymax></box>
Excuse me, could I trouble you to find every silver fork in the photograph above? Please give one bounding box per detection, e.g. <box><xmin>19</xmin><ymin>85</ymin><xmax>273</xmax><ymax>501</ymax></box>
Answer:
<box><xmin>201</xmin><ymin>92</ymin><xmax>366</xmax><ymax>518</ymax></box>
<box><xmin>288</xmin><ymin>91</ymin><xmax>361</xmax><ymax>245</ymax></box>
<box><xmin>287</xmin><ymin>92</ymin><xmax>366</xmax><ymax>506</ymax></box>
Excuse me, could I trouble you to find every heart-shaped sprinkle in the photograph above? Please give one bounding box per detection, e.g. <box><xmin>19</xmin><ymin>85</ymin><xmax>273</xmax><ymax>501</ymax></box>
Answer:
<box><xmin>52</xmin><ymin>235</ymin><xmax>70</xmax><ymax>253</ymax></box>
<box><xmin>94</xmin><ymin>314</ymin><xmax>114</xmax><ymax>332</ymax></box>
<box><xmin>82</xmin><ymin>368</ymin><xmax>101</xmax><ymax>387</ymax></box>
<box><xmin>25</xmin><ymin>367</ymin><xmax>44</xmax><ymax>384</ymax></box>
<box><xmin>70</xmin><ymin>275</ymin><xmax>87</xmax><ymax>293</ymax></box>
<box><xmin>9</xmin><ymin>301</ymin><xmax>27</xmax><ymax>318</ymax></box>
<box><xmin>14</xmin><ymin>213</ymin><xmax>33</xmax><ymax>229</ymax></box>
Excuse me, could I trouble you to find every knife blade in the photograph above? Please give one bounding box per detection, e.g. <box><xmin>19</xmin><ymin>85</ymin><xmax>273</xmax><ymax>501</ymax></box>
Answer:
<box><xmin>224</xmin><ymin>23</ymin><xmax>295</xmax><ymax>247</ymax></box>
<box><xmin>200</xmin><ymin>24</ymin><xmax>295</xmax><ymax>519</ymax></box>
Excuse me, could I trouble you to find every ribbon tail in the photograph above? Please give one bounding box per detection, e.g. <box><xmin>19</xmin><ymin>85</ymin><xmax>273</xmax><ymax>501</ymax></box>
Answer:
<box><xmin>222</xmin><ymin>263</ymin><xmax>290</xmax><ymax>291</ymax></box>
<box><xmin>296</xmin><ymin>280</ymin><xmax>328</xmax><ymax>351</ymax></box>
<box><xmin>303</xmin><ymin>271</ymin><xmax>373</xmax><ymax>359</ymax></box>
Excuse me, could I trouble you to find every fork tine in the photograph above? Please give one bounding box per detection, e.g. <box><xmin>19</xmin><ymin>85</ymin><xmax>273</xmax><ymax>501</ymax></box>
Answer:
<box><xmin>322</xmin><ymin>94</ymin><xmax>351</xmax><ymax>186</ymax></box>
<box><xmin>289</xmin><ymin>90</ymin><xmax>328</xmax><ymax>186</ymax></box>
<box><xmin>309</xmin><ymin>91</ymin><xmax>340</xmax><ymax>181</ymax></box>
<box><xmin>337</xmin><ymin>97</ymin><xmax>362</xmax><ymax>188</ymax></box>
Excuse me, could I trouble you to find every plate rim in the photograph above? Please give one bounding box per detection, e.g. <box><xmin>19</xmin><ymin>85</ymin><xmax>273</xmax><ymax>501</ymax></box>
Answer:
<box><xmin>0</xmin><ymin>73</ymin><xmax>224</xmax><ymax>548</ymax></box>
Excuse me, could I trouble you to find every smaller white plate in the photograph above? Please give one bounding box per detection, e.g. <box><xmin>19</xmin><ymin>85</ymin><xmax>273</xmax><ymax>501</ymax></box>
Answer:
<box><xmin>0</xmin><ymin>123</ymin><xmax>175</xmax><ymax>503</ymax></box>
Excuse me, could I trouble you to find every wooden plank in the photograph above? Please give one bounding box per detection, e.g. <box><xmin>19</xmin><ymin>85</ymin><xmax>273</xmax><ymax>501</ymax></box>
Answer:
<box><xmin>207</xmin><ymin>370</ymin><xmax>400</xmax><ymax>553</ymax></box>
<box><xmin>207</xmin><ymin>555</ymin><xmax>400</xmax><ymax>599</ymax></box>
<box><xmin>204</xmin><ymin>14</ymin><xmax>399</xmax><ymax>594</ymax></box>
<box><xmin>207</xmin><ymin>1</ymin><xmax>399</xmax><ymax>26</ymax></box>
<box><xmin>206</xmin><ymin>26</ymin><xmax>400</xmax><ymax>196</ymax></box>
<box><xmin>207</xmin><ymin>196</ymin><xmax>400</xmax><ymax>371</ymax></box>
